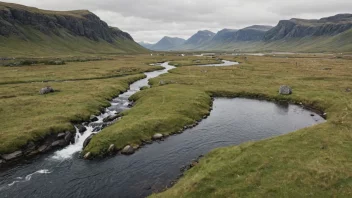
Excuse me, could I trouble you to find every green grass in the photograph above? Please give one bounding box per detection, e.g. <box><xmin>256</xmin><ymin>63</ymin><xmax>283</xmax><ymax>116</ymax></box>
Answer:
<box><xmin>169</xmin><ymin>58</ymin><xmax>223</xmax><ymax>67</ymax></box>
<box><xmin>84</xmin><ymin>85</ymin><xmax>212</xmax><ymax>156</ymax></box>
<box><xmin>0</xmin><ymin>2</ymin><xmax>91</xmax><ymax>18</ymax></box>
<box><xmin>0</xmin><ymin>55</ymin><xmax>169</xmax><ymax>154</ymax></box>
<box><xmin>0</xmin><ymin>27</ymin><xmax>148</xmax><ymax>57</ymax></box>
<box><xmin>0</xmin><ymin>57</ymin><xmax>163</xmax><ymax>84</ymax></box>
<box><xmin>1</xmin><ymin>53</ymin><xmax>352</xmax><ymax>196</ymax></box>
<box><xmin>0</xmin><ymin>74</ymin><xmax>148</xmax><ymax>154</ymax></box>
<box><xmin>194</xmin><ymin>30</ymin><xmax>352</xmax><ymax>53</ymax></box>
<box><xmin>148</xmin><ymin>55</ymin><xmax>352</xmax><ymax>197</ymax></box>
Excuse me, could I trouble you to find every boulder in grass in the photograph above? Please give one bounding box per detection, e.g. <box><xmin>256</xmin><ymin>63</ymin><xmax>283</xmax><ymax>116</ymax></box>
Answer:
<box><xmin>39</xmin><ymin>86</ymin><xmax>54</xmax><ymax>95</ymax></box>
<box><xmin>279</xmin><ymin>85</ymin><xmax>292</xmax><ymax>95</ymax></box>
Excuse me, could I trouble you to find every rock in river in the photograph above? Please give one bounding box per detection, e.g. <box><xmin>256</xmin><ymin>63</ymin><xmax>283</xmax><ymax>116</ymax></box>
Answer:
<box><xmin>1</xmin><ymin>150</ymin><xmax>23</xmax><ymax>161</ymax></box>
<box><xmin>103</xmin><ymin>115</ymin><xmax>120</xmax><ymax>122</ymax></box>
<box><xmin>38</xmin><ymin>144</ymin><xmax>51</xmax><ymax>153</ymax></box>
<box><xmin>76</xmin><ymin>124</ymin><xmax>87</xmax><ymax>133</ymax></box>
<box><xmin>83</xmin><ymin>134</ymin><xmax>95</xmax><ymax>149</ymax></box>
<box><xmin>51</xmin><ymin>140</ymin><xmax>67</xmax><ymax>147</ymax></box>
<box><xmin>57</xmin><ymin>132</ymin><xmax>66</xmax><ymax>139</ymax></box>
<box><xmin>279</xmin><ymin>85</ymin><xmax>292</xmax><ymax>95</ymax></box>
<box><xmin>108</xmin><ymin>144</ymin><xmax>115</xmax><ymax>152</ymax></box>
<box><xmin>64</xmin><ymin>131</ymin><xmax>73</xmax><ymax>143</ymax></box>
<box><xmin>39</xmin><ymin>86</ymin><xmax>54</xmax><ymax>95</ymax></box>
<box><xmin>152</xmin><ymin>133</ymin><xmax>163</xmax><ymax>140</ymax></box>
<box><xmin>90</xmin><ymin>115</ymin><xmax>99</xmax><ymax>122</ymax></box>
<box><xmin>121</xmin><ymin>145</ymin><xmax>134</xmax><ymax>155</ymax></box>
<box><xmin>84</xmin><ymin>152</ymin><xmax>91</xmax><ymax>159</ymax></box>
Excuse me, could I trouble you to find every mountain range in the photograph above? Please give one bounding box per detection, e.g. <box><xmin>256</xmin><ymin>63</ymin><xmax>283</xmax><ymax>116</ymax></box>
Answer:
<box><xmin>1</xmin><ymin>2</ymin><xmax>351</xmax><ymax>55</ymax></box>
<box><xmin>142</xmin><ymin>14</ymin><xmax>352</xmax><ymax>52</ymax></box>
<box><xmin>139</xmin><ymin>36</ymin><xmax>185</xmax><ymax>51</ymax></box>
<box><xmin>0</xmin><ymin>2</ymin><xmax>147</xmax><ymax>56</ymax></box>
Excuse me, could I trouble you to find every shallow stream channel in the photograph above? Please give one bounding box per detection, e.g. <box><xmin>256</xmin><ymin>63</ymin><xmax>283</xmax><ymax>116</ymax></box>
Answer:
<box><xmin>0</xmin><ymin>61</ymin><xmax>325</xmax><ymax>198</ymax></box>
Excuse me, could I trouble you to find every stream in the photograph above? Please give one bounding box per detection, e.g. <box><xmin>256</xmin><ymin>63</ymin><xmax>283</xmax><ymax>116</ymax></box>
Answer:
<box><xmin>0</xmin><ymin>60</ymin><xmax>325</xmax><ymax>198</ymax></box>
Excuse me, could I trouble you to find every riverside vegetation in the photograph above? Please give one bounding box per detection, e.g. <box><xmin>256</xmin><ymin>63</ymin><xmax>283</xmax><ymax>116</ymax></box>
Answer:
<box><xmin>1</xmin><ymin>53</ymin><xmax>352</xmax><ymax>197</ymax></box>
<box><xmin>81</xmin><ymin>54</ymin><xmax>350</xmax><ymax>197</ymax></box>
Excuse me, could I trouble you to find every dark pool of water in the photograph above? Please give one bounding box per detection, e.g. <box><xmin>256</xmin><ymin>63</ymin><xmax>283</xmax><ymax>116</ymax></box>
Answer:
<box><xmin>0</xmin><ymin>98</ymin><xmax>324</xmax><ymax>198</ymax></box>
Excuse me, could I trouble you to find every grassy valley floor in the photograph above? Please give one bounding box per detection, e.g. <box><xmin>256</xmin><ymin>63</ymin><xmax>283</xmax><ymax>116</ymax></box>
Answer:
<box><xmin>1</xmin><ymin>53</ymin><xmax>352</xmax><ymax>196</ymax></box>
<box><xmin>81</xmin><ymin>54</ymin><xmax>352</xmax><ymax>197</ymax></box>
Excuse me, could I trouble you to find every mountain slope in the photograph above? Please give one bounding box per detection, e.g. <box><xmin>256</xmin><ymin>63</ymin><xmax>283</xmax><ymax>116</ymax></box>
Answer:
<box><xmin>264</xmin><ymin>14</ymin><xmax>352</xmax><ymax>41</ymax></box>
<box><xmin>138</xmin><ymin>41</ymin><xmax>154</xmax><ymax>49</ymax></box>
<box><xmin>231</xmin><ymin>25</ymin><xmax>273</xmax><ymax>41</ymax></box>
<box><xmin>211</xmin><ymin>29</ymin><xmax>238</xmax><ymax>43</ymax></box>
<box><xmin>184</xmin><ymin>30</ymin><xmax>215</xmax><ymax>46</ymax></box>
<box><xmin>174</xmin><ymin>30</ymin><xmax>215</xmax><ymax>50</ymax></box>
<box><xmin>150</xmin><ymin>36</ymin><xmax>185</xmax><ymax>51</ymax></box>
<box><xmin>0</xmin><ymin>2</ymin><xmax>147</xmax><ymax>56</ymax></box>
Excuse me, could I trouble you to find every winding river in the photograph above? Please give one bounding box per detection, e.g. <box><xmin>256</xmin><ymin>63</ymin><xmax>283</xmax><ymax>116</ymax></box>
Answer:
<box><xmin>0</xmin><ymin>61</ymin><xmax>325</xmax><ymax>198</ymax></box>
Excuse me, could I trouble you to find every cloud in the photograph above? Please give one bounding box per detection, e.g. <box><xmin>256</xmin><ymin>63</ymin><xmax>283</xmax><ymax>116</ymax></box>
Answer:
<box><xmin>5</xmin><ymin>0</ymin><xmax>351</xmax><ymax>43</ymax></box>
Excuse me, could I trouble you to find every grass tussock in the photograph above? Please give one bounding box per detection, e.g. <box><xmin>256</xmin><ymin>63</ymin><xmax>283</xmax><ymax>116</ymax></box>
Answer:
<box><xmin>0</xmin><ymin>74</ymin><xmax>146</xmax><ymax>154</ymax></box>
<box><xmin>84</xmin><ymin>85</ymin><xmax>212</xmax><ymax>156</ymax></box>
<box><xmin>146</xmin><ymin>55</ymin><xmax>352</xmax><ymax>197</ymax></box>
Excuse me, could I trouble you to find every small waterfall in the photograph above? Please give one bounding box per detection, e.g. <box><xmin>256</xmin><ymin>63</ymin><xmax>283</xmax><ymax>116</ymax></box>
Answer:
<box><xmin>51</xmin><ymin>125</ymin><xmax>95</xmax><ymax>160</ymax></box>
<box><xmin>50</xmin><ymin>62</ymin><xmax>174</xmax><ymax>160</ymax></box>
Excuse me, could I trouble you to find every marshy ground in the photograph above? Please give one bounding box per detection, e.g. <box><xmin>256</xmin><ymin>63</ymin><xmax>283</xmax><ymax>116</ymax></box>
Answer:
<box><xmin>0</xmin><ymin>53</ymin><xmax>351</xmax><ymax>197</ymax></box>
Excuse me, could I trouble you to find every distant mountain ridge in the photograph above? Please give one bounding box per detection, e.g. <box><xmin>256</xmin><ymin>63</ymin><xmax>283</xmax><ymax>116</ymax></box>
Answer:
<box><xmin>150</xmin><ymin>14</ymin><xmax>352</xmax><ymax>52</ymax></box>
<box><xmin>264</xmin><ymin>14</ymin><xmax>352</xmax><ymax>41</ymax></box>
<box><xmin>0</xmin><ymin>2</ymin><xmax>147</xmax><ymax>56</ymax></box>
<box><xmin>152</xmin><ymin>36</ymin><xmax>185</xmax><ymax>50</ymax></box>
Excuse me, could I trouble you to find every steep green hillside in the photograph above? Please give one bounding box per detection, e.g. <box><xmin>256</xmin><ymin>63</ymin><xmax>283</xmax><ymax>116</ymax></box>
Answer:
<box><xmin>0</xmin><ymin>2</ymin><xmax>148</xmax><ymax>57</ymax></box>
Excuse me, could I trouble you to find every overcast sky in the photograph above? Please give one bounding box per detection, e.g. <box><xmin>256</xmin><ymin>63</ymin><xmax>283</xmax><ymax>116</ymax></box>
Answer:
<box><xmin>5</xmin><ymin>0</ymin><xmax>352</xmax><ymax>43</ymax></box>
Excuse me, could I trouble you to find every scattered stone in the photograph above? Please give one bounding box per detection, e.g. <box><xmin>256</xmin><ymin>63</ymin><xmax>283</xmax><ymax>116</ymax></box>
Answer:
<box><xmin>76</xmin><ymin>125</ymin><xmax>87</xmax><ymax>133</ymax></box>
<box><xmin>38</xmin><ymin>144</ymin><xmax>51</xmax><ymax>153</ymax></box>
<box><xmin>51</xmin><ymin>140</ymin><xmax>67</xmax><ymax>147</ymax></box>
<box><xmin>127</xmin><ymin>102</ymin><xmax>135</xmax><ymax>108</ymax></box>
<box><xmin>64</xmin><ymin>131</ymin><xmax>73</xmax><ymax>143</ymax></box>
<box><xmin>23</xmin><ymin>141</ymin><xmax>36</xmax><ymax>155</ymax></box>
<box><xmin>28</xmin><ymin>150</ymin><xmax>39</xmax><ymax>157</ymax></box>
<box><xmin>142</xmin><ymin>140</ymin><xmax>153</xmax><ymax>144</ymax></box>
<box><xmin>92</xmin><ymin>127</ymin><xmax>102</xmax><ymax>132</ymax></box>
<box><xmin>159</xmin><ymin>80</ymin><xmax>166</xmax><ymax>85</ymax></box>
<box><xmin>310</xmin><ymin>114</ymin><xmax>315</xmax><ymax>117</ymax></box>
<box><xmin>103</xmin><ymin>115</ymin><xmax>120</xmax><ymax>122</ymax></box>
<box><xmin>84</xmin><ymin>152</ymin><xmax>91</xmax><ymax>159</ymax></box>
<box><xmin>190</xmin><ymin>161</ymin><xmax>199</xmax><ymax>168</ymax></box>
<box><xmin>121</xmin><ymin>145</ymin><xmax>134</xmax><ymax>155</ymax></box>
<box><xmin>90</xmin><ymin>115</ymin><xmax>98</xmax><ymax>122</ymax></box>
<box><xmin>346</xmin><ymin>88</ymin><xmax>351</xmax><ymax>92</ymax></box>
<box><xmin>57</xmin><ymin>133</ymin><xmax>66</xmax><ymax>139</ymax></box>
<box><xmin>279</xmin><ymin>85</ymin><xmax>292</xmax><ymax>95</ymax></box>
<box><xmin>152</xmin><ymin>133</ymin><xmax>163</xmax><ymax>140</ymax></box>
<box><xmin>322</xmin><ymin>67</ymin><xmax>332</xmax><ymax>70</ymax></box>
<box><xmin>0</xmin><ymin>159</ymin><xmax>5</xmax><ymax>165</ymax></box>
<box><xmin>108</xmin><ymin>144</ymin><xmax>115</xmax><ymax>152</ymax></box>
<box><xmin>1</xmin><ymin>151</ymin><xmax>23</xmax><ymax>161</ymax></box>
<box><xmin>39</xmin><ymin>86</ymin><xmax>54</xmax><ymax>95</ymax></box>
<box><xmin>133</xmin><ymin>145</ymin><xmax>140</xmax><ymax>150</ymax></box>
<box><xmin>89</xmin><ymin>122</ymin><xmax>103</xmax><ymax>128</ymax></box>
<box><xmin>83</xmin><ymin>134</ymin><xmax>95</xmax><ymax>149</ymax></box>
